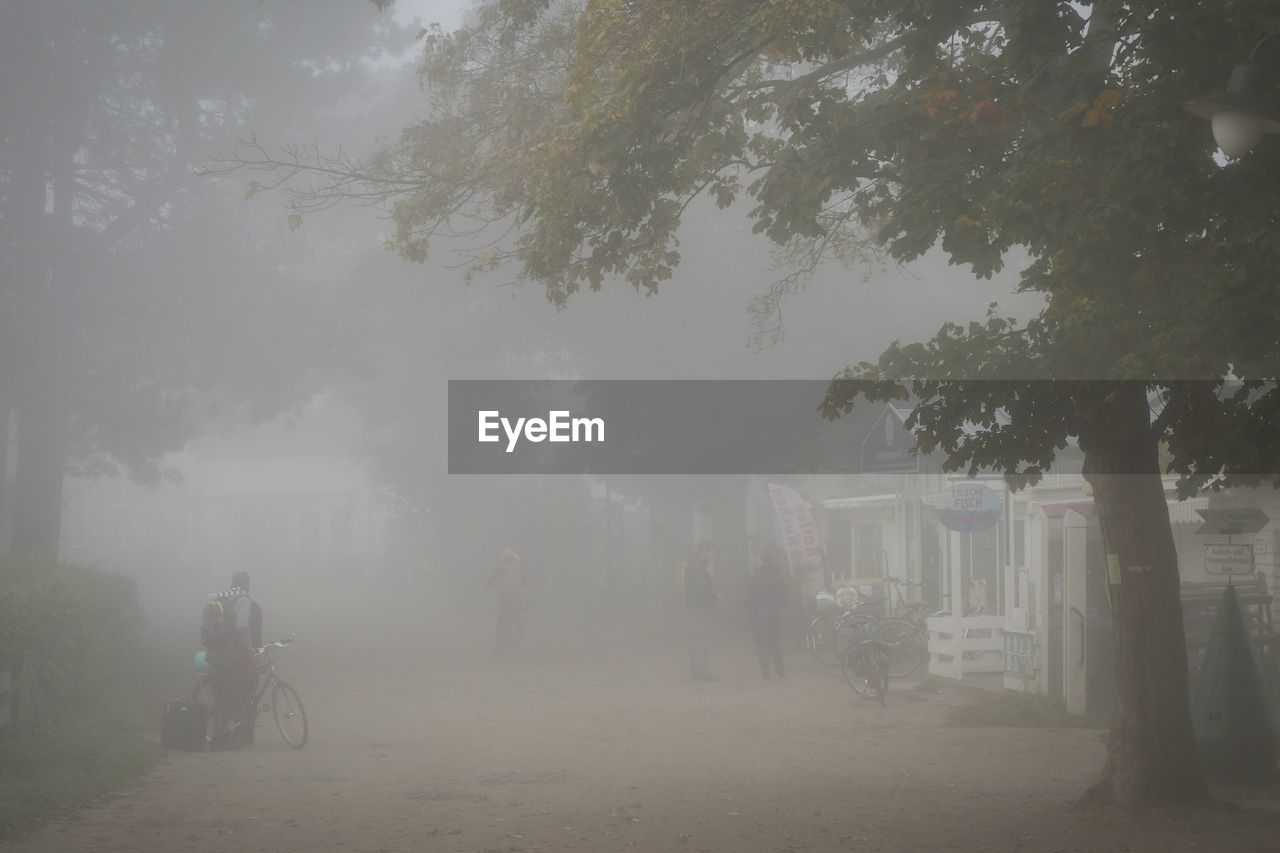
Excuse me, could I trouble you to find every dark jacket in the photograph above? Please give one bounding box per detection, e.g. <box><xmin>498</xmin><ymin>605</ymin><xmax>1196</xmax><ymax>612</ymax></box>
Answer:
<box><xmin>746</xmin><ymin>561</ymin><xmax>788</xmax><ymax>624</ymax></box>
<box><xmin>684</xmin><ymin>557</ymin><xmax>716</xmax><ymax>610</ymax></box>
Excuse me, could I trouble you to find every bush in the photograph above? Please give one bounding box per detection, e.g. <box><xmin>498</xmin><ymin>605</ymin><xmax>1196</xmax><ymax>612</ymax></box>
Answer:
<box><xmin>0</xmin><ymin>558</ymin><xmax>162</xmax><ymax>838</ymax></box>
<box><xmin>0</xmin><ymin>556</ymin><xmax>144</xmax><ymax>728</ymax></box>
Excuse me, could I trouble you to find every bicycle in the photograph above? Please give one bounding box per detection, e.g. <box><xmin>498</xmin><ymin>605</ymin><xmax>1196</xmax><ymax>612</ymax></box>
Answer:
<box><xmin>840</xmin><ymin>629</ymin><xmax>890</xmax><ymax>705</ymax></box>
<box><xmin>877</xmin><ymin>577</ymin><xmax>930</xmax><ymax>680</ymax></box>
<box><xmin>194</xmin><ymin>634</ymin><xmax>308</xmax><ymax>750</ymax></box>
<box><xmin>807</xmin><ymin>588</ymin><xmax>878</xmax><ymax>667</ymax></box>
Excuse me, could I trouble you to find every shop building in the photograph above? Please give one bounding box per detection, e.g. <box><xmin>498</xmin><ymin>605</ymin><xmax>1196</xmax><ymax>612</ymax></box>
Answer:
<box><xmin>754</xmin><ymin>403</ymin><xmax>1279</xmax><ymax>714</ymax></box>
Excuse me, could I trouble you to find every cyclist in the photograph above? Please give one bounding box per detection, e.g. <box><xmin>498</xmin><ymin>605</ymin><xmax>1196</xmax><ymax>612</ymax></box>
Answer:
<box><xmin>487</xmin><ymin>548</ymin><xmax>527</xmax><ymax>659</ymax></box>
<box><xmin>207</xmin><ymin>571</ymin><xmax>258</xmax><ymax>749</ymax></box>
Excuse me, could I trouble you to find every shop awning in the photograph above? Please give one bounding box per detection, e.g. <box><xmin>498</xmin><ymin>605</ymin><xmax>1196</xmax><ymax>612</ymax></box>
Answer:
<box><xmin>822</xmin><ymin>493</ymin><xmax>900</xmax><ymax>514</ymax></box>
<box><xmin>1032</xmin><ymin>495</ymin><xmax>1210</xmax><ymax>523</ymax></box>
<box><xmin>1040</xmin><ymin>501</ymin><xmax>1095</xmax><ymax>518</ymax></box>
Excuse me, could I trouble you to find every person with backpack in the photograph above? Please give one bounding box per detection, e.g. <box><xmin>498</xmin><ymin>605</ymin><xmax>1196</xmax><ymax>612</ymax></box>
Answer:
<box><xmin>202</xmin><ymin>571</ymin><xmax>260</xmax><ymax>748</ymax></box>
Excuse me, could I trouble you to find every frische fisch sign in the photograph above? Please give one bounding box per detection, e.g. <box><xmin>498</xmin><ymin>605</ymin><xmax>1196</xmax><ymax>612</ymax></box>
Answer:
<box><xmin>934</xmin><ymin>482</ymin><xmax>1004</xmax><ymax>534</ymax></box>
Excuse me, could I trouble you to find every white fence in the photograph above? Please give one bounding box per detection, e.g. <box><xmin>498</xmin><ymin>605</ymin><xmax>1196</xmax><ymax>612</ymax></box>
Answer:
<box><xmin>927</xmin><ymin>614</ymin><xmax>1005</xmax><ymax>680</ymax></box>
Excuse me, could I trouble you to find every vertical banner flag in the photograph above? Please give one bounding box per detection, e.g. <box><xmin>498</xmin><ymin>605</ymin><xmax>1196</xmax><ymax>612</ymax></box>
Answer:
<box><xmin>768</xmin><ymin>483</ymin><xmax>823</xmax><ymax>577</ymax></box>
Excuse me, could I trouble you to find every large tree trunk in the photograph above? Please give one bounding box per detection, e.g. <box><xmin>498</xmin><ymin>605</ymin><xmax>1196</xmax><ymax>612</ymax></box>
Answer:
<box><xmin>10</xmin><ymin>45</ymin><xmax>79</xmax><ymax>560</ymax></box>
<box><xmin>1078</xmin><ymin>383</ymin><xmax>1208</xmax><ymax>807</ymax></box>
<box><xmin>0</xmin><ymin>392</ymin><xmax>10</xmax><ymax>551</ymax></box>
<box><xmin>10</xmin><ymin>399</ymin><xmax>69</xmax><ymax>560</ymax></box>
<box><xmin>9</xmin><ymin>211</ymin><xmax>73</xmax><ymax>561</ymax></box>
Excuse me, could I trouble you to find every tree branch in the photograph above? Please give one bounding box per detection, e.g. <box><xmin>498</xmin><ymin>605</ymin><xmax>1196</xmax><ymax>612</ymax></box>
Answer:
<box><xmin>746</xmin><ymin>7</ymin><xmax>1015</xmax><ymax>92</ymax></box>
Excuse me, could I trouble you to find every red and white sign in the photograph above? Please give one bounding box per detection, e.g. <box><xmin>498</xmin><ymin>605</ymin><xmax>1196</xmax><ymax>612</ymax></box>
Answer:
<box><xmin>768</xmin><ymin>483</ymin><xmax>824</xmax><ymax>577</ymax></box>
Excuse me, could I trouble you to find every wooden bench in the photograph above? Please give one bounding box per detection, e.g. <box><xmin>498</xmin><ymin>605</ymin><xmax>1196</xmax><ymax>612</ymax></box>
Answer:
<box><xmin>1181</xmin><ymin>572</ymin><xmax>1280</xmax><ymax>684</ymax></box>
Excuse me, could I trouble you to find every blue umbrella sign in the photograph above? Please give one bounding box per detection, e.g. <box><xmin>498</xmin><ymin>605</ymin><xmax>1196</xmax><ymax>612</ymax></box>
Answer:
<box><xmin>935</xmin><ymin>482</ymin><xmax>1004</xmax><ymax>533</ymax></box>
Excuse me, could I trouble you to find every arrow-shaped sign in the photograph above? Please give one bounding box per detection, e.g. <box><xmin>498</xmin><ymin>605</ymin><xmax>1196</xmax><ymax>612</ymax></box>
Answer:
<box><xmin>1194</xmin><ymin>507</ymin><xmax>1270</xmax><ymax>536</ymax></box>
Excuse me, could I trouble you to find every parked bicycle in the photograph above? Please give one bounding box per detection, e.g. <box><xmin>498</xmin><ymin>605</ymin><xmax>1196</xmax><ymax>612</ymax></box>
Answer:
<box><xmin>194</xmin><ymin>633</ymin><xmax>308</xmax><ymax>750</ymax></box>
<box><xmin>807</xmin><ymin>587</ymin><xmax>878</xmax><ymax>667</ymax></box>
<box><xmin>878</xmin><ymin>577</ymin><xmax>930</xmax><ymax>680</ymax></box>
<box><xmin>840</xmin><ymin>623</ymin><xmax>890</xmax><ymax>705</ymax></box>
<box><xmin>808</xmin><ymin>578</ymin><xmax>931</xmax><ymax>679</ymax></box>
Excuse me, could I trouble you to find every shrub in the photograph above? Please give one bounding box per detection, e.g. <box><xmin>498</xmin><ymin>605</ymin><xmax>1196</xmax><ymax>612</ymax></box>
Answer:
<box><xmin>0</xmin><ymin>557</ymin><xmax>143</xmax><ymax>728</ymax></box>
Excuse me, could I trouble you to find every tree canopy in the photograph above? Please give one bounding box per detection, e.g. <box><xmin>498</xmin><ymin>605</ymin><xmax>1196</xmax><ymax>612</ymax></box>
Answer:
<box><xmin>322</xmin><ymin>0</ymin><xmax>1280</xmax><ymax>494</ymax></box>
<box><xmin>297</xmin><ymin>0</ymin><xmax>1280</xmax><ymax>807</ymax></box>
<box><xmin>0</xmin><ymin>1</ymin><xmax>416</xmax><ymax>553</ymax></box>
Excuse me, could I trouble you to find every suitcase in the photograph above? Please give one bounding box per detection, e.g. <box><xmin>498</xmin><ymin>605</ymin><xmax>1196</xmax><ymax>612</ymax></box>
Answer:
<box><xmin>161</xmin><ymin>699</ymin><xmax>208</xmax><ymax>751</ymax></box>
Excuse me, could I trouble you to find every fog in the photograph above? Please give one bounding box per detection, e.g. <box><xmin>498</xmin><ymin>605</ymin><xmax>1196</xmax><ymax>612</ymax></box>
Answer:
<box><xmin>5</xmin><ymin>0</ymin><xmax>1041</xmax><ymax>640</ymax></box>
<box><xmin>3</xmin><ymin>2</ymin><xmax>1277</xmax><ymax>851</ymax></box>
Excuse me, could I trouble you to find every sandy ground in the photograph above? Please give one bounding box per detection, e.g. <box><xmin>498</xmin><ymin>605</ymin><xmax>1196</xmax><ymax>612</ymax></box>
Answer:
<box><xmin>5</xmin><ymin>609</ymin><xmax>1280</xmax><ymax>853</ymax></box>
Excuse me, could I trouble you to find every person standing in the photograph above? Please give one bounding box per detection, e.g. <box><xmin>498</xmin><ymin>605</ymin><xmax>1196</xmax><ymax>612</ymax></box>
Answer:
<box><xmin>746</xmin><ymin>545</ymin><xmax>789</xmax><ymax>680</ymax></box>
<box><xmin>685</xmin><ymin>540</ymin><xmax>718</xmax><ymax>682</ymax></box>
<box><xmin>207</xmin><ymin>571</ymin><xmax>258</xmax><ymax>749</ymax></box>
<box><xmin>487</xmin><ymin>548</ymin><xmax>527</xmax><ymax>660</ymax></box>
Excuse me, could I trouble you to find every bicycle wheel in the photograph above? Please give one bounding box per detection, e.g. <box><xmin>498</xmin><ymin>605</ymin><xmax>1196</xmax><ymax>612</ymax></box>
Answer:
<box><xmin>878</xmin><ymin>618</ymin><xmax>928</xmax><ymax>680</ymax></box>
<box><xmin>842</xmin><ymin>643</ymin><xmax>889</xmax><ymax>704</ymax></box>
<box><xmin>841</xmin><ymin>644</ymin><xmax>874</xmax><ymax>697</ymax></box>
<box><xmin>841</xmin><ymin>645</ymin><xmax>868</xmax><ymax>694</ymax></box>
<box><xmin>808</xmin><ymin>612</ymin><xmax>840</xmax><ymax>666</ymax></box>
<box><xmin>873</xmin><ymin>646</ymin><xmax>889</xmax><ymax>705</ymax></box>
<box><xmin>272</xmin><ymin>680</ymin><xmax>308</xmax><ymax>749</ymax></box>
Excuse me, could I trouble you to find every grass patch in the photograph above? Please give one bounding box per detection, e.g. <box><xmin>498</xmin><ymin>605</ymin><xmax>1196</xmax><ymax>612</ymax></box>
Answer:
<box><xmin>948</xmin><ymin>690</ymin><xmax>1109</xmax><ymax>729</ymax></box>
<box><xmin>0</xmin><ymin>693</ymin><xmax>163</xmax><ymax>837</ymax></box>
<box><xmin>912</xmin><ymin>674</ymin><xmax>943</xmax><ymax>693</ymax></box>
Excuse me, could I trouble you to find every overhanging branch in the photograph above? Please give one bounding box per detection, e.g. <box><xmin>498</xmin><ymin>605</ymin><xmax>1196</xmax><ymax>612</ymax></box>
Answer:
<box><xmin>747</xmin><ymin>7</ymin><xmax>1015</xmax><ymax>93</ymax></box>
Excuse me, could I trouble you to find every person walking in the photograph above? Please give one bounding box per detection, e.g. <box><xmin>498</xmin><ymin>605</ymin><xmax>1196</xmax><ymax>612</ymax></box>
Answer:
<box><xmin>685</xmin><ymin>540</ymin><xmax>718</xmax><ymax>681</ymax></box>
<box><xmin>487</xmin><ymin>547</ymin><xmax>527</xmax><ymax>660</ymax></box>
<box><xmin>747</xmin><ymin>545</ymin><xmax>789</xmax><ymax>680</ymax></box>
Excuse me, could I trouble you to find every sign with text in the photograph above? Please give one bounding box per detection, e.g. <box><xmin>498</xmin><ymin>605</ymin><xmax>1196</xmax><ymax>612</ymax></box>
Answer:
<box><xmin>860</xmin><ymin>404</ymin><xmax>919</xmax><ymax>473</ymax></box>
<box><xmin>768</xmin><ymin>483</ymin><xmax>823</xmax><ymax>578</ymax></box>
<box><xmin>1194</xmin><ymin>507</ymin><xmax>1270</xmax><ymax>536</ymax></box>
<box><xmin>934</xmin><ymin>482</ymin><xmax>1004</xmax><ymax>534</ymax></box>
<box><xmin>1204</xmin><ymin>543</ymin><xmax>1255</xmax><ymax>576</ymax></box>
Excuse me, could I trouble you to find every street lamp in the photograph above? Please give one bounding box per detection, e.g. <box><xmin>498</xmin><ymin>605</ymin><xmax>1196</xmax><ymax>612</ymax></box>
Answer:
<box><xmin>1184</xmin><ymin>32</ymin><xmax>1280</xmax><ymax>157</ymax></box>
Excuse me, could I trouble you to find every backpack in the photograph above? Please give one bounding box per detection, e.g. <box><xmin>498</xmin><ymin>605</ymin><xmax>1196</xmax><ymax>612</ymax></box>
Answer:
<box><xmin>249</xmin><ymin>600</ymin><xmax>263</xmax><ymax>649</ymax></box>
<box><xmin>201</xmin><ymin>599</ymin><xmax>234</xmax><ymax>650</ymax></box>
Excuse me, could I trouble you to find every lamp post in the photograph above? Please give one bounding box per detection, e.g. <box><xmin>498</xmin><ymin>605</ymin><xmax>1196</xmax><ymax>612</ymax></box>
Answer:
<box><xmin>1184</xmin><ymin>32</ymin><xmax>1280</xmax><ymax>157</ymax></box>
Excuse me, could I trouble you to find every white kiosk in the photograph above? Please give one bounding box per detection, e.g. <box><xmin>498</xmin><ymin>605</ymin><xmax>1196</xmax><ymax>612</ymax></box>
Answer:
<box><xmin>926</xmin><ymin>481</ymin><xmax>1007</xmax><ymax>680</ymax></box>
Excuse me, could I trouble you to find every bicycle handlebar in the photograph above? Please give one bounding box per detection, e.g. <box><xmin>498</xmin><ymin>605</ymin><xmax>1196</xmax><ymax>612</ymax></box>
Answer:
<box><xmin>256</xmin><ymin>632</ymin><xmax>296</xmax><ymax>655</ymax></box>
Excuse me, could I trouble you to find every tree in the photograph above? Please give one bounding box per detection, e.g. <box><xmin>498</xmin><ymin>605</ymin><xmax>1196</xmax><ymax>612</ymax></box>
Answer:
<box><xmin>243</xmin><ymin>0</ymin><xmax>1280</xmax><ymax>806</ymax></box>
<box><xmin>0</xmin><ymin>1</ymin><xmax>414</xmax><ymax>555</ymax></box>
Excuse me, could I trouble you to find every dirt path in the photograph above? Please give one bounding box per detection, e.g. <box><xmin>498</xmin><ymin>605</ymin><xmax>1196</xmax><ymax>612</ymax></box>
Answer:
<box><xmin>5</xmin><ymin>625</ymin><xmax>1279</xmax><ymax>852</ymax></box>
